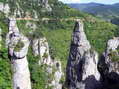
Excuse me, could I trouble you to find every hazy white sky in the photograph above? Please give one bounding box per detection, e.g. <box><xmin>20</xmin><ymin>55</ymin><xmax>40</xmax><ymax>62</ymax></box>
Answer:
<box><xmin>59</xmin><ymin>0</ymin><xmax>119</xmax><ymax>4</ymax></box>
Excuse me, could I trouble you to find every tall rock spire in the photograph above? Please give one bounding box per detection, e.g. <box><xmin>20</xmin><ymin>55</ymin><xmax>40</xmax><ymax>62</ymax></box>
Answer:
<box><xmin>65</xmin><ymin>20</ymin><xmax>100</xmax><ymax>89</ymax></box>
<box><xmin>6</xmin><ymin>18</ymin><xmax>31</xmax><ymax>89</ymax></box>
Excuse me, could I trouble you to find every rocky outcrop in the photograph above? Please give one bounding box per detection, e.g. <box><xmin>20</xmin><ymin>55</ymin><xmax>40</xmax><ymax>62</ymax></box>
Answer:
<box><xmin>65</xmin><ymin>20</ymin><xmax>100</xmax><ymax>89</ymax></box>
<box><xmin>48</xmin><ymin>60</ymin><xmax>63</xmax><ymax>89</ymax></box>
<box><xmin>98</xmin><ymin>37</ymin><xmax>119</xmax><ymax>89</ymax></box>
<box><xmin>6</xmin><ymin>18</ymin><xmax>31</xmax><ymax>89</ymax></box>
<box><xmin>32</xmin><ymin>37</ymin><xmax>52</xmax><ymax>65</ymax></box>
<box><xmin>32</xmin><ymin>37</ymin><xmax>63</xmax><ymax>89</ymax></box>
<box><xmin>25</xmin><ymin>21</ymin><xmax>37</xmax><ymax>34</ymax></box>
<box><xmin>40</xmin><ymin>0</ymin><xmax>52</xmax><ymax>12</ymax></box>
<box><xmin>0</xmin><ymin>2</ymin><xmax>10</xmax><ymax>16</ymax></box>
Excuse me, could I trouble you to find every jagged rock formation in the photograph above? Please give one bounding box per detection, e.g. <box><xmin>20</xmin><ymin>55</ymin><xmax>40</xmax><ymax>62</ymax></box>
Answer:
<box><xmin>65</xmin><ymin>20</ymin><xmax>100</xmax><ymax>89</ymax></box>
<box><xmin>32</xmin><ymin>37</ymin><xmax>63</xmax><ymax>89</ymax></box>
<box><xmin>98</xmin><ymin>37</ymin><xmax>119</xmax><ymax>89</ymax></box>
<box><xmin>48</xmin><ymin>60</ymin><xmax>63</xmax><ymax>89</ymax></box>
<box><xmin>0</xmin><ymin>2</ymin><xmax>10</xmax><ymax>16</ymax></box>
<box><xmin>6</xmin><ymin>18</ymin><xmax>31</xmax><ymax>89</ymax></box>
<box><xmin>32</xmin><ymin>37</ymin><xmax>52</xmax><ymax>65</ymax></box>
<box><xmin>53</xmin><ymin>62</ymin><xmax>63</xmax><ymax>88</ymax></box>
<box><xmin>40</xmin><ymin>0</ymin><xmax>52</xmax><ymax>12</ymax></box>
<box><xmin>13</xmin><ymin>2</ymin><xmax>24</xmax><ymax>18</ymax></box>
<box><xmin>26</xmin><ymin>22</ymin><xmax>37</xmax><ymax>31</ymax></box>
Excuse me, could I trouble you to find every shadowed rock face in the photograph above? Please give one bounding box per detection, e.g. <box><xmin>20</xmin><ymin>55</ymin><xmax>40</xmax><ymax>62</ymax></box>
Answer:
<box><xmin>65</xmin><ymin>20</ymin><xmax>100</xmax><ymax>89</ymax></box>
<box><xmin>6</xmin><ymin>18</ymin><xmax>31</xmax><ymax>89</ymax></box>
<box><xmin>98</xmin><ymin>37</ymin><xmax>119</xmax><ymax>89</ymax></box>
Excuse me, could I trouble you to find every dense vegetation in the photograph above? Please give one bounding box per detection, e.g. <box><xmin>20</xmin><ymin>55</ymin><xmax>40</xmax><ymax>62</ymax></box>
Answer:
<box><xmin>0</xmin><ymin>13</ymin><xmax>12</xmax><ymax>89</ymax></box>
<box><xmin>0</xmin><ymin>0</ymin><xmax>119</xmax><ymax>89</ymax></box>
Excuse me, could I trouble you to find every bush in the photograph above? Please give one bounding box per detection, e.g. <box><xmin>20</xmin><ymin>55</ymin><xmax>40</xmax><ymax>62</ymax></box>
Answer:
<box><xmin>14</xmin><ymin>40</ymin><xmax>24</xmax><ymax>52</ymax></box>
<box><xmin>109</xmin><ymin>50</ymin><xmax>119</xmax><ymax>62</ymax></box>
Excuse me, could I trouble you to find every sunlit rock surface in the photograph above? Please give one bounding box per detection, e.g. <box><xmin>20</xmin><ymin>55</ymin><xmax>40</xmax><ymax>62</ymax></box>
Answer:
<box><xmin>32</xmin><ymin>37</ymin><xmax>52</xmax><ymax>65</ymax></box>
<box><xmin>32</xmin><ymin>37</ymin><xmax>63</xmax><ymax>89</ymax></box>
<box><xmin>0</xmin><ymin>2</ymin><xmax>10</xmax><ymax>16</ymax></box>
<box><xmin>6</xmin><ymin>18</ymin><xmax>31</xmax><ymax>89</ymax></box>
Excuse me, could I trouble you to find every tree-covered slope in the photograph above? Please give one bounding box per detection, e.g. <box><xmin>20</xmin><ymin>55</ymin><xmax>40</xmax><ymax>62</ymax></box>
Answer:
<box><xmin>68</xmin><ymin>3</ymin><xmax>119</xmax><ymax>23</ymax></box>
<box><xmin>0</xmin><ymin>0</ymin><xmax>119</xmax><ymax>89</ymax></box>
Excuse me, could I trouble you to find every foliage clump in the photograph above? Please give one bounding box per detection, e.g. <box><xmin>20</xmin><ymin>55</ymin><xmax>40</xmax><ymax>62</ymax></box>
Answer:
<box><xmin>109</xmin><ymin>48</ymin><xmax>119</xmax><ymax>62</ymax></box>
<box><xmin>14</xmin><ymin>40</ymin><xmax>24</xmax><ymax>52</ymax></box>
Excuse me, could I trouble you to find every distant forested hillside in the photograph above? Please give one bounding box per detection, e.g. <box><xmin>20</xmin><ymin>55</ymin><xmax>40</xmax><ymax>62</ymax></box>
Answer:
<box><xmin>68</xmin><ymin>3</ymin><xmax>119</xmax><ymax>25</ymax></box>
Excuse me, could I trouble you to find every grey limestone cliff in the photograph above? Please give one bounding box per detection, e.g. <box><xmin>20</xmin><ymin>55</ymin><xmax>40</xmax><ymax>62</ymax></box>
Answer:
<box><xmin>65</xmin><ymin>20</ymin><xmax>101</xmax><ymax>89</ymax></box>
<box><xmin>6</xmin><ymin>18</ymin><xmax>31</xmax><ymax>89</ymax></box>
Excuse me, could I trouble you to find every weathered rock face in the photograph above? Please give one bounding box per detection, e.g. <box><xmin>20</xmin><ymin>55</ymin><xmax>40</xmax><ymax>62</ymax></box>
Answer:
<box><xmin>106</xmin><ymin>37</ymin><xmax>119</xmax><ymax>73</ymax></box>
<box><xmin>13</xmin><ymin>3</ymin><xmax>24</xmax><ymax>18</ymax></box>
<box><xmin>98</xmin><ymin>37</ymin><xmax>119</xmax><ymax>89</ymax></box>
<box><xmin>6</xmin><ymin>18</ymin><xmax>31</xmax><ymax>89</ymax></box>
<box><xmin>26</xmin><ymin>22</ymin><xmax>37</xmax><ymax>31</ymax></box>
<box><xmin>0</xmin><ymin>2</ymin><xmax>10</xmax><ymax>16</ymax></box>
<box><xmin>65</xmin><ymin>20</ymin><xmax>100</xmax><ymax>89</ymax></box>
<box><xmin>32</xmin><ymin>37</ymin><xmax>63</xmax><ymax>89</ymax></box>
<box><xmin>49</xmin><ymin>60</ymin><xmax>63</xmax><ymax>89</ymax></box>
<box><xmin>32</xmin><ymin>37</ymin><xmax>52</xmax><ymax>65</ymax></box>
<box><xmin>40</xmin><ymin>0</ymin><xmax>52</xmax><ymax>12</ymax></box>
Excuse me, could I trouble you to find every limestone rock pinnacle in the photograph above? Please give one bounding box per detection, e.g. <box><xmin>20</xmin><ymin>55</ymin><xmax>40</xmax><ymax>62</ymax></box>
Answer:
<box><xmin>65</xmin><ymin>20</ymin><xmax>100</xmax><ymax>89</ymax></box>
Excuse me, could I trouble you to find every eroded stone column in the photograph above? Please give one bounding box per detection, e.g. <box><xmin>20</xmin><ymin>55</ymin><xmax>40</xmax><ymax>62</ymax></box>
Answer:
<box><xmin>65</xmin><ymin>20</ymin><xmax>100</xmax><ymax>89</ymax></box>
<box><xmin>6</xmin><ymin>18</ymin><xmax>31</xmax><ymax>89</ymax></box>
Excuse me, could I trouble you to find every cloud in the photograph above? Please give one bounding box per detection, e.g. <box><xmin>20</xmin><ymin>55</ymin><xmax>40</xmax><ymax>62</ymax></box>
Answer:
<box><xmin>59</xmin><ymin>0</ymin><xmax>80</xmax><ymax>3</ymax></box>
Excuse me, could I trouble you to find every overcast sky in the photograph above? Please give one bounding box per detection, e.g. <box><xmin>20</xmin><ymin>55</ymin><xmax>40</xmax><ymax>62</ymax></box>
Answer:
<box><xmin>58</xmin><ymin>0</ymin><xmax>119</xmax><ymax>4</ymax></box>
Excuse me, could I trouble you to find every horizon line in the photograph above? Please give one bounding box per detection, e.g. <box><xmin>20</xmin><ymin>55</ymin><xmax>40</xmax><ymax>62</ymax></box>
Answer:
<box><xmin>61</xmin><ymin>1</ymin><xmax>119</xmax><ymax>5</ymax></box>
<box><xmin>62</xmin><ymin>2</ymin><xmax>119</xmax><ymax>5</ymax></box>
